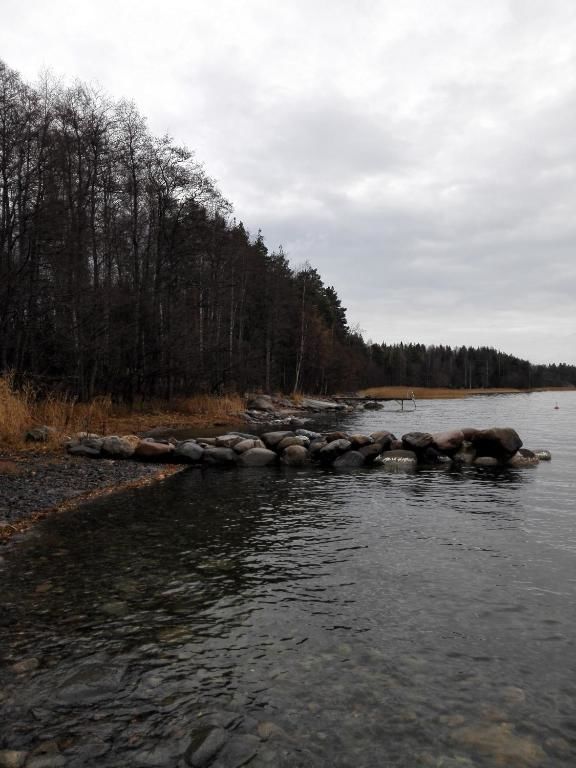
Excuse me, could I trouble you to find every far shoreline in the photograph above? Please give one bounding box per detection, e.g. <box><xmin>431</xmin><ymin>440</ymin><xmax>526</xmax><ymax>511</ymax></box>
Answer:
<box><xmin>360</xmin><ymin>386</ymin><xmax>575</xmax><ymax>399</ymax></box>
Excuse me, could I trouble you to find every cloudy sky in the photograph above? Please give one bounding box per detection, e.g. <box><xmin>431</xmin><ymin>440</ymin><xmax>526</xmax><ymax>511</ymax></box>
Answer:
<box><xmin>2</xmin><ymin>0</ymin><xmax>575</xmax><ymax>363</ymax></box>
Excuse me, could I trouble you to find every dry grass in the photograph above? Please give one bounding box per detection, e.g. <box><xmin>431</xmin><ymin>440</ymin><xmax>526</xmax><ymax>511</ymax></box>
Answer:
<box><xmin>0</xmin><ymin>374</ymin><xmax>246</xmax><ymax>450</ymax></box>
<box><xmin>360</xmin><ymin>385</ymin><xmax>574</xmax><ymax>399</ymax></box>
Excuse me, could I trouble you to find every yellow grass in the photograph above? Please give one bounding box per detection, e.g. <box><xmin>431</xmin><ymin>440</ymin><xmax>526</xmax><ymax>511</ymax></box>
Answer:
<box><xmin>0</xmin><ymin>374</ymin><xmax>246</xmax><ymax>450</ymax></box>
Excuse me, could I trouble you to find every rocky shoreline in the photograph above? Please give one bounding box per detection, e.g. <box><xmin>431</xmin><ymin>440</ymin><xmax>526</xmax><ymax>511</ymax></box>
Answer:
<box><xmin>0</xmin><ymin>390</ymin><xmax>552</xmax><ymax>544</ymax></box>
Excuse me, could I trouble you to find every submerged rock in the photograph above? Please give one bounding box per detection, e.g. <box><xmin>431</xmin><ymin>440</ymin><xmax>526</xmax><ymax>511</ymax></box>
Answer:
<box><xmin>186</xmin><ymin>726</ymin><xmax>228</xmax><ymax>767</ymax></box>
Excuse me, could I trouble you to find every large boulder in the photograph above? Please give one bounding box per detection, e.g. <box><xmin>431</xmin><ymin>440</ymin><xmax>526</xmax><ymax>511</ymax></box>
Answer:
<box><xmin>134</xmin><ymin>439</ymin><xmax>174</xmax><ymax>460</ymax></box>
<box><xmin>432</xmin><ymin>430</ymin><xmax>465</xmax><ymax>454</ymax></box>
<box><xmin>295</xmin><ymin>429</ymin><xmax>322</xmax><ymax>441</ymax></box>
<box><xmin>66</xmin><ymin>437</ymin><xmax>103</xmax><ymax>458</ymax></box>
<box><xmin>214</xmin><ymin>434</ymin><xmax>244</xmax><ymax>449</ymax></box>
<box><xmin>281</xmin><ymin>445</ymin><xmax>309</xmax><ymax>467</ymax></box>
<box><xmin>324</xmin><ymin>431</ymin><xmax>349</xmax><ymax>443</ymax></box>
<box><xmin>318</xmin><ymin>439</ymin><xmax>352</xmax><ymax>465</ymax></box>
<box><xmin>174</xmin><ymin>441</ymin><xmax>204</xmax><ymax>462</ymax></box>
<box><xmin>402</xmin><ymin>432</ymin><xmax>433</xmax><ymax>452</ymax></box>
<box><xmin>101</xmin><ymin>435</ymin><xmax>139</xmax><ymax>459</ymax></box>
<box><xmin>471</xmin><ymin>428</ymin><xmax>522</xmax><ymax>461</ymax></box>
<box><xmin>358</xmin><ymin>443</ymin><xmax>384</xmax><ymax>464</ymax></box>
<box><xmin>333</xmin><ymin>451</ymin><xmax>365</xmax><ymax>469</ymax></box>
<box><xmin>277</xmin><ymin>435</ymin><xmax>310</xmax><ymax>451</ymax></box>
<box><xmin>202</xmin><ymin>447</ymin><xmax>239</xmax><ymax>466</ymax></box>
<box><xmin>349</xmin><ymin>434</ymin><xmax>373</xmax><ymax>449</ymax></box>
<box><xmin>308</xmin><ymin>439</ymin><xmax>327</xmax><ymax>458</ymax></box>
<box><xmin>261</xmin><ymin>431</ymin><xmax>295</xmax><ymax>448</ymax></box>
<box><xmin>238</xmin><ymin>448</ymin><xmax>278</xmax><ymax>467</ymax></box>
<box><xmin>233</xmin><ymin>438</ymin><xmax>265</xmax><ymax>453</ymax></box>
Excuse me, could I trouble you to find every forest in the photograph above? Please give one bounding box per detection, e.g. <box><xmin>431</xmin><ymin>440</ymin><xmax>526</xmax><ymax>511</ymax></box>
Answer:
<box><xmin>1</xmin><ymin>59</ymin><xmax>575</xmax><ymax>400</ymax></box>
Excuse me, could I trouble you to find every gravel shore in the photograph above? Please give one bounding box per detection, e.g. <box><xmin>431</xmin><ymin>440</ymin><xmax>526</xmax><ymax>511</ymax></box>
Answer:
<box><xmin>0</xmin><ymin>452</ymin><xmax>181</xmax><ymax>540</ymax></box>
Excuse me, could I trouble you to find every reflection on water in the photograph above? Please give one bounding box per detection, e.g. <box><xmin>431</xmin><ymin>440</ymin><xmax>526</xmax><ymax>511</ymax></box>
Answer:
<box><xmin>1</xmin><ymin>391</ymin><xmax>575</xmax><ymax>766</ymax></box>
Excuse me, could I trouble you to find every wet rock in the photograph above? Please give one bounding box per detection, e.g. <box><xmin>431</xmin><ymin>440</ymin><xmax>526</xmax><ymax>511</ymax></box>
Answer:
<box><xmin>451</xmin><ymin>722</ymin><xmax>545</xmax><ymax>767</ymax></box>
<box><xmin>211</xmin><ymin>734</ymin><xmax>260</xmax><ymax>768</ymax></box>
<box><xmin>508</xmin><ymin>449</ymin><xmax>539</xmax><ymax>467</ymax></box>
<box><xmin>281</xmin><ymin>445</ymin><xmax>309</xmax><ymax>467</ymax></box>
<box><xmin>100</xmin><ymin>600</ymin><xmax>128</xmax><ymax>617</ymax></box>
<box><xmin>185</xmin><ymin>726</ymin><xmax>228</xmax><ymax>767</ymax></box>
<box><xmin>461</xmin><ymin>427</ymin><xmax>479</xmax><ymax>441</ymax></box>
<box><xmin>308</xmin><ymin>439</ymin><xmax>327</xmax><ymax>458</ymax></box>
<box><xmin>0</xmin><ymin>750</ymin><xmax>28</xmax><ymax>768</ymax></box>
<box><xmin>402</xmin><ymin>432</ymin><xmax>434</xmax><ymax>452</ymax></box>
<box><xmin>419</xmin><ymin>446</ymin><xmax>447</xmax><ymax>465</ymax></box>
<box><xmin>453</xmin><ymin>441</ymin><xmax>476</xmax><ymax>465</ymax></box>
<box><xmin>11</xmin><ymin>657</ymin><xmax>40</xmax><ymax>674</ymax></box>
<box><xmin>532</xmin><ymin>449</ymin><xmax>551</xmax><ymax>461</ymax></box>
<box><xmin>174</xmin><ymin>441</ymin><xmax>205</xmax><ymax>462</ymax></box>
<box><xmin>231</xmin><ymin>439</ymin><xmax>262</xmax><ymax>453</ymax></box>
<box><xmin>215</xmin><ymin>435</ymin><xmax>244</xmax><ymax>449</ymax></box>
<box><xmin>432</xmin><ymin>430</ymin><xmax>465</xmax><ymax>454</ymax></box>
<box><xmin>101</xmin><ymin>435</ymin><xmax>138</xmax><ymax>459</ymax></box>
<box><xmin>237</xmin><ymin>448</ymin><xmax>278</xmax><ymax>467</ymax></box>
<box><xmin>134</xmin><ymin>440</ymin><xmax>174</xmax><ymax>460</ymax></box>
<box><xmin>471</xmin><ymin>427</ymin><xmax>522</xmax><ymax>462</ymax></box>
<box><xmin>363</xmin><ymin>400</ymin><xmax>383</xmax><ymax>410</ymax></box>
<box><xmin>25</xmin><ymin>757</ymin><xmax>67</xmax><ymax>768</ymax></box>
<box><xmin>260</xmin><ymin>431</ymin><xmax>295</xmax><ymax>448</ymax></box>
<box><xmin>381</xmin><ymin>450</ymin><xmax>418</xmax><ymax>467</ymax></box>
<box><xmin>294</xmin><ymin>429</ymin><xmax>322</xmax><ymax>440</ymax></box>
<box><xmin>276</xmin><ymin>435</ymin><xmax>310</xmax><ymax>451</ymax></box>
<box><xmin>474</xmin><ymin>456</ymin><xmax>500</xmax><ymax>467</ymax></box>
<box><xmin>358</xmin><ymin>443</ymin><xmax>384</xmax><ymax>464</ymax></box>
<box><xmin>318</xmin><ymin>439</ymin><xmax>352</xmax><ymax>465</ymax></box>
<box><xmin>349</xmin><ymin>434</ymin><xmax>373</xmax><ymax>449</ymax></box>
<box><xmin>202</xmin><ymin>448</ymin><xmax>239</xmax><ymax>466</ymax></box>
<box><xmin>370</xmin><ymin>430</ymin><xmax>395</xmax><ymax>444</ymax></box>
<box><xmin>256</xmin><ymin>721</ymin><xmax>289</xmax><ymax>741</ymax></box>
<box><xmin>333</xmin><ymin>450</ymin><xmax>365</xmax><ymax>469</ymax></box>
<box><xmin>55</xmin><ymin>660</ymin><xmax>127</xmax><ymax>704</ymax></box>
<box><xmin>324</xmin><ymin>431</ymin><xmax>349</xmax><ymax>442</ymax></box>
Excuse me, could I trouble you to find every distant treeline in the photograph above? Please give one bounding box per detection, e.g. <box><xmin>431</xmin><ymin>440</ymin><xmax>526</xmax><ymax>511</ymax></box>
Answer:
<box><xmin>365</xmin><ymin>343</ymin><xmax>576</xmax><ymax>390</ymax></box>
<box><xmin>1</xmin><ymin>60</ymin><xmax>574</xmax><ymax>400</ymax></box>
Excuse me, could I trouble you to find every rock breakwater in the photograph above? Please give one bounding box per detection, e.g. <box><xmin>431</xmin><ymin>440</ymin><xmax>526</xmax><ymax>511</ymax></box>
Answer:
<box><xmin>66</xmin><ymin>427</ymin><xmax>551</xmax><ymax>470</ymax></box>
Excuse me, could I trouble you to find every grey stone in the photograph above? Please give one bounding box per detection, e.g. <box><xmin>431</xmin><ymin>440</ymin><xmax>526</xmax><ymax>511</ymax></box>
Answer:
<box><xmin>237</xmin><ymin>448</ymin><xmax>277</xmax><ymax>467</ymax></box>
<box><xmin>432</xmin><ymin>430</ymin><xmax>465</xmax><ymax>454</ymax></box>
<box><xmin>0</xmin><ymin>750</ymin><xmax>28</xmax><ymax>768</ymax></box>
<box><xmin>508</xmin><ymin>449</ymin><xmax>539</xmax><ymax>467</ymax></box>
<box><xmin>276</xmin><ymin>435</ymin><xmax>310</xmax><ymax>451</ymax></box>
<box><xmin>211</xmin><ymin>734</ymin><xmax>260</xmax><ymax>768</ymax></box>
<box><xmin>186</xmin><ymin>726</ymin><xmax>228</xmax><ymax>767</ymax></box>
<box><xmin>101</xmin><ymin>435</ymin><xmax>137</xmax><ymax>459</ymax></box>
<box><xmin>215</xmin><ymin>435</ymin><xmax>244</xmax><ymax>449</ymax></box>
<box><xmin>55</xmin><ymin>661</ymin><xmax>127</xmax><ymax>704</ymax></box>
<box><xmin>474</xmin><ymin>456</ymin><xmax>500</xmax><ymax>466</ymax></box>
<box><xmin>349</xmin><ymin>434</ymin><xmax>373</xmax><ymax>449</ymax></box>
<box><xmin>174</xmin><ymin>441</ymin><xmax>205</xmax><ymax>462</ymax></box>
<box><xmin>294</xmin><ymin>429</ymin><xmax>322</xmax><ymax>440</ymax></box>
<box><xmin>358</xmin><ymin>443</ymin><xmax>384</xmax><ymax>464</ymax></box>
<box><xmin>202</xmin><ymin>448</ymin><xmax>239</xmax><ymax>465</ymax></box>
<box><xmin>260</xmin><ymin>431</ymin><xmax>295</xmax><ymax>447</ymax></box>
<box><xmin>246</xmin><ymin>395</ymin><xmax>276</xmax><ymax>412</ymax></box>
<box><xmin>11</xmin><ymin>657</ymin><xmax>40</xmax><ymax>674</ymax></box>
<box><xmin>333</xmin><ymin>450</ymin><xmax>365</xmax><ymax>469</ymax></box>
<box><xmin>66</xmin><ymin>437</ymin><xmax>103</xmax><ymax>457</ymax></box>
<box><xmin>233</xmin><ymin>438</ymin><xmax>265</xmax><ymax>453</ymax></box>
<box><xmin>280</xmin><ymin>445</ymin><xmax>309</xmax><ymax>467</ymax></box>
<box><xmin>25</xmin><ymin>426</ymin><xmax>54</xmax><ymax>443</ymax></box>
<box><xmin>318</xmin><ymin>439</ymin><xmax>352</xmax><ymax>465</ymax></box>
<box><xmin>533</xmin><ymin>449</ymin><xmax>552</xmax><ymax>460</ymax></box>
<box><xmin>402</xmin><ymin>432</ymin><xmax>434</xmax><ymax>451</ymax></box>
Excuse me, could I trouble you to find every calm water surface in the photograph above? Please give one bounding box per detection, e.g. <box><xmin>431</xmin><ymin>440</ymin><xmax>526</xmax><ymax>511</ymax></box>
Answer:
<box><xmin>1</xmin><ymin>391</ymin><xmax>575</xmax><ymax>767</ymax></box>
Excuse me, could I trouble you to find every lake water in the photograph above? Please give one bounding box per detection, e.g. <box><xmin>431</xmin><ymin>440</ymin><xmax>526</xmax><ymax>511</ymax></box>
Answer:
<box><xmin>1</xmin><ymin>391</ymin><xmax>575</xmax><ymax>767</ymax></box>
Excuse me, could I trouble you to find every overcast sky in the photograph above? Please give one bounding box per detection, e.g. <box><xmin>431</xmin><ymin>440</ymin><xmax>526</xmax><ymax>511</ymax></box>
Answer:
<box><xmin>2</xmin><ymin>0</ymin><xmax>575</xmax><ymax>364</ymax></box>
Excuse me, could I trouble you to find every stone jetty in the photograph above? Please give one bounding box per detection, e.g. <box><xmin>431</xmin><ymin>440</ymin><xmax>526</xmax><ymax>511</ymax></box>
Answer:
<box><xmin>65</xmin><ymin>427</ymin><xmax>551</xmax><ymax>469</ymax></box>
